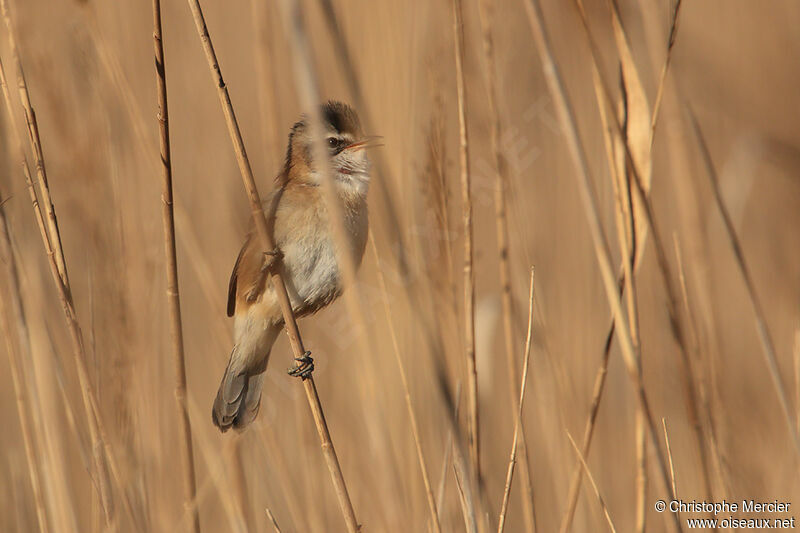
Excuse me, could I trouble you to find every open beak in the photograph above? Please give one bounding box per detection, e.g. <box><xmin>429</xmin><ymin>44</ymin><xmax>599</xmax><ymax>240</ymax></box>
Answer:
<box><xmin>343</xmin><ymin>135</ymin><xmax>384</xmax><ymax>152</ymax></box>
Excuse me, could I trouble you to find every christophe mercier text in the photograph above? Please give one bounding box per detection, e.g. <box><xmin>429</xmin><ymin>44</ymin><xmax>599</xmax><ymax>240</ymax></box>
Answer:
<box><xmin>670</xmin><ymin>500</ymin><xmax>791</xmax><ymax>514</ymax></box>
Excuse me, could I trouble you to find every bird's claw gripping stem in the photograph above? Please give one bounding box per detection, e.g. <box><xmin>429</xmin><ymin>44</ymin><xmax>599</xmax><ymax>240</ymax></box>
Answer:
<box><xmin>261</xmin><ymin>248</ymin><xmax>283</xmax><ymax>273</ymax></box>
<box><xmin>287</xmin><ymin>351</ymin><xmax>314</xmax><ymax>379</ymax></box>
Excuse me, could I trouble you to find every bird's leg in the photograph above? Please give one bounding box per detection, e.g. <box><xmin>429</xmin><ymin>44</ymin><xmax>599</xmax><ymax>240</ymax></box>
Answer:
<box><xmin>287</xmin><ymin>351</ymin><xmax>314</xmax><ymax>379</ymax></box>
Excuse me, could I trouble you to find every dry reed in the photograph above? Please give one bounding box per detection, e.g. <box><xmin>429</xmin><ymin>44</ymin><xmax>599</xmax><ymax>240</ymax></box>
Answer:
<box><xmin>571</xmin><ymin>0</ymin><xmax>715</xmax><ymax>520</ymax></box>
<box><xmin>1</xmin><ymin>2</ymin><xmax>797</xmax><ymax>532</ymax></box>
<box><xmin>315</xmin><ymin>0</ymin><xmax>414</xmax><ymax>290</ymax></box>
<box><xmin>0</xmin><ymin>198</ymin><xmax>49</xmax><ymax>532</ymax></box>
<box><xmin>566</xmin><ymin>432</ymin><xmax>618</xmax><ymax>533</ymax></box>
<box><xmin>520</xmin><ymin>1</ymin><xmax>681</xmax><ymax>531</ymax></box>
<box><xmin>150</xmin><ymin>1</ymin><xmax>201</xmax><ymax>531</ymax></box>
<box><xmin>265</xmin><ymin>508</ymin><xmax>283</xmax><ymax>533</ymax></box>
<box><xmin>476</xmin><ymin>1</ymin><xmax>537</xmax><ymax>530</ymax></box>
<box><xmin>369</xmin><ymin>232</ymin><xmax>442</xmax><ymax>532</ymax></box>
<box><xmin>687</xmin><ymin>108</ymin><xmax>800</xmax><ymax>454</ymax></box>
<box><xmin>183</xmin><ymin>0</ymin><xmax>359</xmax><ymax>530</ymax></box>
<box><xmin>662</xmin><ymin>418</ymin><xmax>678</xmax><ymax>498</ymax></box>
<box><xmin>497</xmin><ymin>268</ymin><xmax>535</xmax><ymax>533</ymax></box>
<box><xmin>0</xmin><ymin>4</ymin><xmax>117</xmax><ymax>526</ymax></box>
<box><xmin>450</xmin><ymin>0</ymin><xmax>479</xmax><ymax>489</ymax></box>
<box><xmin>557</xmin><ymin>311</ymin><xmax>618</xmax><ymax>533</ymax></box>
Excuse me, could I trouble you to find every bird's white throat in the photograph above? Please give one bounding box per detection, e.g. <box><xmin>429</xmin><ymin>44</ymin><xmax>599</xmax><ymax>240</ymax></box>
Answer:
<box><xmin>335</xmin><ymin>169</ymin><xmax>370</xmax><ymax>197</ymax></box>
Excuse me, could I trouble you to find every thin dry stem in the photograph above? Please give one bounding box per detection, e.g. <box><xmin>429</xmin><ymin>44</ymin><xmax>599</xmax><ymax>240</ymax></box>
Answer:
<box><xmin>0</xmin><ymin>15</ymin><xmax>117</xmax><ymax>526</ymax></box>
<box><xmin>315</xmin><ymin>0</ymin><xmax>414</xmax><ymax>282</ymax></box>
<box><xmin>650</xmin><ymin>0</ymin><xmax>683</xmax><ymax>144</ymax></box>
<box><xmin>452</xmin><ymin>445</ymin><xmax>478</xmax><ymax>533</ymax></box>
<box><xmin>604</xmin><ymin>71</ymin><xmax>646</xmax><ymax>533</ymax></box>
<box><xmin>369</xmin><ymin>234</ymin><xmax>442</xmax><ymax>533</ymax></box>
<box><xmin>574</xmin><ymin>0</ymin><xmax>715</xmax><ymax>508</ymax></box>
<box><xmin>151</xmin><ymin>2</ymin><xmax>201</xmax><ymax>531</ymax></box>
<box><xmin>662</xmin><ymin>418</ymin><xmax>677</xmax><ymax>497</ymax></box>
<box><xmin>520</xmin><ymin>3</ymin><xmax>681</xmax><ymax>531</ymax></box>
<box><xmin>438</xmin><ymin>377</ymin><xmax>481</xmax><ymax>531</ymax></box>
<box><xmin>566</xmin><ymin>432</ymin><xmax>618</xmax><ymax>533</ymax></box>
<box><xmin>0</xmin><ymin>204</ymin><xmax>49</xmax><ymax>533</ymax></box>
<box><xmin>436</xmin><ymin>382</ymin><xmax>462</xmax><ymax>522</ymax></box>
<box><xmin>276</xmin><ymin>1</ymin><xmax>391</xmax><ymax>445</ymax></box>
<box><xmin>672</xmin><ymin>235</ymin><xmax>726</xmax><ymax>500</ymax></box>
<box><xmin>287</xmin><ymin>8</ymin><xmax>429</xmax><ymax>517</ymax></box>
<box><xmin>249</xmin><ymin>0</ymin><xmax>281</xmax><ymax>170</ymax></box>
<box><xmin>277</xmin><ymin>0</ymin><xmax>392</xmax><ymax>528</ymax></box>
<box><xmin>450</xmin><ymin>0</ymin><xmax>479</xmax><ymax>486</ymax></box>
<box><xmin>497</xmin><ymin>269</ymin><xmax>535</xmax><ymax>533</ymax></box>
<box><xmin>183</xmin><ymin>1</ymin><xmax>359</xmax><ymax>530</ymax></box>
<box><xmin>277</xmin><ymin>0</ymin><xmax>365</xmax><ymax>329</ymax></box>
<box><xmin>557</xmin><ymin>307</ymin><xmax>618</xmax><ymax>533</ymax></box>
<box><xmin>476</xmin><ymin>1</ymin><xmax>537</xmax><ymax>530</ymax></box>
<box><xmin>687</xmin><ymin>108</ymin><xmax>800</xmax><ymax>454</ymax></box>
<box><xmin>266</xmin><ymin>509</ymin><xmax>283</xmax><ymax>533</ymax></box>
<box><xmin>181</xmin><ymin>401</ymin><xmax>248</xmax><ymax>533</ymax></box>
<box><xmin>0</xmin><ymin>1</ymin><xmax>67</xmax><ymax>289</ymax></box>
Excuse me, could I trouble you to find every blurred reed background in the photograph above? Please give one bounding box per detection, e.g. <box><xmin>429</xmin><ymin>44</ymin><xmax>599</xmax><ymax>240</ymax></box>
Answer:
<box><xmin>1</xmin><ymin>0</ymin><xmax>799</xmax><ymax>531</ymax></box>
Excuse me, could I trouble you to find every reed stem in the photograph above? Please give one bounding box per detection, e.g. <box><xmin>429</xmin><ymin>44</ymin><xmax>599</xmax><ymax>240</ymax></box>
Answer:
<box><xmin>151</xmin><ymin>1</ymin><xmax>201</xmax><ymax>530</ymax></box>
<box><xmin>450</xmin><ymin>0</ymin><xmax>479</xmax><ymax>488</ymax></box>
<box><xmin>183</xmin><ymin>1</ymin><xmax>359</xmax><ymax>530</ymax></box>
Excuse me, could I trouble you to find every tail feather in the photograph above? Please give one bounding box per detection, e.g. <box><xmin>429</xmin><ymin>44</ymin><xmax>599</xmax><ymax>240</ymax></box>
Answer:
<box><xmin>212</xmin><ymin>321</ymin><xmax>279</xmax><ymax>432</ymax></box>
<box><xmin>233</xmin><ymin>373</ymin><xmax>264</xmax><ymax>429</ymax></box>
<box><xmin>212</xmin><ymin>365</ymin><xmax>253</xmax><ymax>431</ymax></box>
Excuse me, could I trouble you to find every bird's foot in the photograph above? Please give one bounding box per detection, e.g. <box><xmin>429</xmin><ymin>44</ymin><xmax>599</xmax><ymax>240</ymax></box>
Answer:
<box><xmin>287</xmin><ymin>351</ymin><xmax>314</xmax><ymax>380</ymax></box>
<box><xmin>261</xmin><ymin>248</ymin><xmax>283</xmax><ymax>274</ymax></box>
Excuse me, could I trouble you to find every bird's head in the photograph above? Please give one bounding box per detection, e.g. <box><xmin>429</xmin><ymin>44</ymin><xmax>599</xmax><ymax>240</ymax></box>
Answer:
<box><xmin>284</xmin><ymin>101</ymin><xmax>379</xmax><ymax>196</ymax></box>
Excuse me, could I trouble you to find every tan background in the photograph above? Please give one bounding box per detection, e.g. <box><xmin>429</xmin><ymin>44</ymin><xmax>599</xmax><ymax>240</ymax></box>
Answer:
<box><xmin>1</xmin><ymin>0</ymin><xmax>799</xmax><ymax>531</ymax></box>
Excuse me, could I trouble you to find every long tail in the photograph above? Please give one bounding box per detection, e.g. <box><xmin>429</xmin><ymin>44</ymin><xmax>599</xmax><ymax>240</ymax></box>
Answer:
<box><xmin>212</xmin><ymin>323</ymin><xmax>279</xmax><ymax>432</ymax></box>
<box><xmin>212</xmin><ymin>364</ymin><xmax>264</xmax><ymax>431</ymax></box>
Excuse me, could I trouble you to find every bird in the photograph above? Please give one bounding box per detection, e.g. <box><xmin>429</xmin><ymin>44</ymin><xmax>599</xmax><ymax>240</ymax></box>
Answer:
<box><xmin>213</xmin><ymin>101</ymin><xmax>374</xmax><ymax>432</ymax></box>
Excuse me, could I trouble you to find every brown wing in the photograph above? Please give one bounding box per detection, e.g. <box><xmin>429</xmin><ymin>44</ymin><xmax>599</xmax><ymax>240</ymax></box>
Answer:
<box><xmin>226</xmin><ymin>185</ymin><xmax>285</xmax><ymax>317</ymax></box>
<box><xmin>227</xmin><ymin>229</ymin><xmax>274</xmax><ymax>316</ymax></box>
<box><xmin>226</xmin><ymin>235</ymin><xmax>249</xmax><ymax>317</ymax></box>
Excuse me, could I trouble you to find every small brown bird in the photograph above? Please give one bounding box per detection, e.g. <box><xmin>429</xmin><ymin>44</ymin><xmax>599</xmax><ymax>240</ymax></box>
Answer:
<box><xmin>213</xmin><ymin>101</ymin><xmax>372</xmax><ymax>432</ymax></box>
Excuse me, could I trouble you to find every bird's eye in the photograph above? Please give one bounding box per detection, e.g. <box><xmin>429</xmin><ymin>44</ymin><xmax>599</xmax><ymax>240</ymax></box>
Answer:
<box><xmin>327</xmin><ymin>137</ymin><xmax>338</xmax><ymax>147</ymax></box>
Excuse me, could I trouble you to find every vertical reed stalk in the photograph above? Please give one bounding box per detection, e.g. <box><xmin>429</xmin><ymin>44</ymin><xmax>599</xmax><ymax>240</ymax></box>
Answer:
<box><xmin>650</xmin><ymin>0</ymin><xmax>683</xmax><ymax>143</ymax></box>
<box><xmin>520</xmin><ymin>3</ymin><xmax>682</xmax><ymax>531</ymax></box>
<box><xmin>476</xmin><ymin>1</ymin><xmax>537</xmax><ymax>529</ymax></box>
<box><xmin>687</xmin><ymin>109</ymin><xmax>800</xmax><ymax>454</ymax></box>
<box><xmin>574</xmin><ymin>0</ymin><xmax>713</xmax><ymax>506</ymax></box>
<box><xmin>316</xmin><ymin>0</ymin><xmax>413</xmax><ymax>280</ymax></box>
<box><xmin>436</xmin><ymin>382</ymin><xmax>461</xmax><ymax>522</ymax></box>
<box><xmin>450</xmin><ymin>0</ymin><xmax>479</xmax><ymax>485</ymax></box>
<box><xmin>558</xmin><ymin>310</ymin><xmax>619</xmax><ymax>533</ymax></box>
<box><xmin>369</xmin><ymin>234</ymin><xmax>442</xmax><ymax>532</ymax></box>
<box><xmin>621</xmin><ymin>187</ymin><xmax>647</xmax><ymax>533</ymax></box>
<box><xmin>662</xmin><ymin>419</ymin><xmax>678</xmax><ymax>498</ymax></box>
<box><xmin>0</xmin><ymin>201</ymin><xmax>49</xmax><ymax>533</ymax></box>
<box><xmin>276</xmin><ymin>0</ymin><xmax>374</xmax><ymax>366</ymax></box>
<box><xmin>604</xmin><ymin>75</ymin><xmax>646</xmax><ymax>533</ymax></box>
<box><xmin>183</xmin><ymin>1</ymin><xmax>359</xmax><ymax>530</ymax></box>
<box><xmin>497</xmin><ymin>269</ymin><xmax>535</xmax><ymax>533</ymax></box>
<box><xmin>566</xmin><ymin>432</ymin><xmax>618</xmax><ymax>533</ymax></box>
<box><xmin>266</xmin><ymin>508</ymin><xmax>283</xmax><ymax>533</ymax></box>
<box><xmin>452</xmin><ymin>440</ymin><xmax>479</xmax><ymax>533</ymax></box>
<box><xmin>0</xmin><ymin>8</ymin><xmax>67</xmax><ymax>289</ymax></box>
<box><xmin>0</xmin><ymin>8</ymin><xmax>116</xmax><ymax>526</ymax></box>
<box><xmin>278</xmin><ymin>7</ymin><xmax>415</xmax><ymax>523</ymax></box>
<box><xmin>151</xmin><ymin>2</ymin><xmax>201</xmax><ymax>531</ymax></box>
